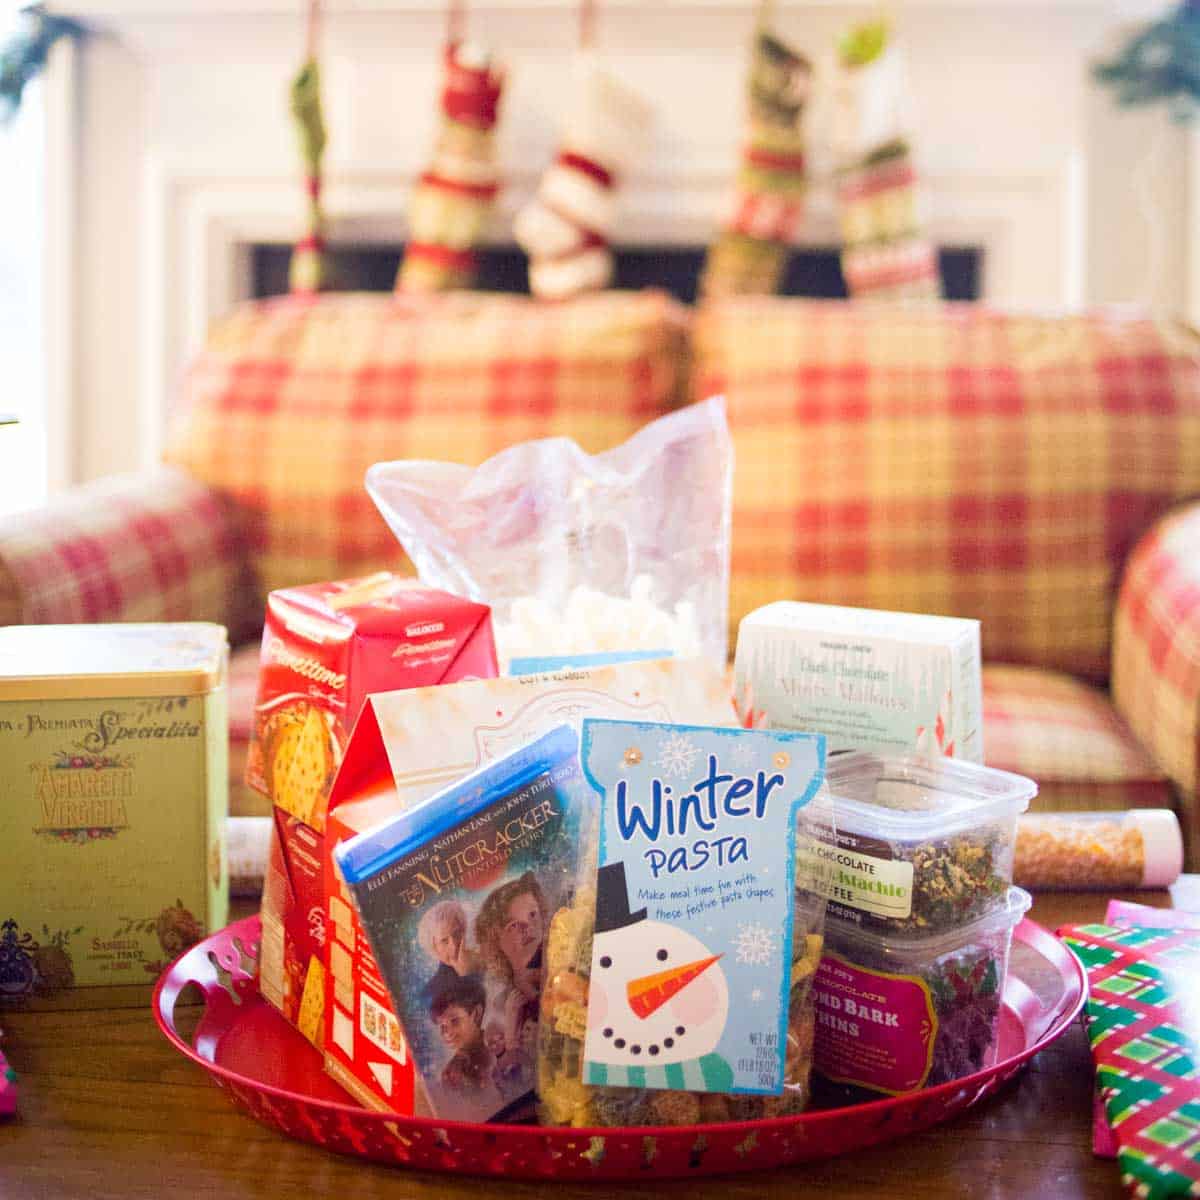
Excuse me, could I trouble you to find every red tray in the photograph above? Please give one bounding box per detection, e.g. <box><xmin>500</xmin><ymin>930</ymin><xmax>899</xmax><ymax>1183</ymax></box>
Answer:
<box><xmin>153</xmin><ymin>915</ymin><xmax>1085</xmax><ymax>1180</ymax></box>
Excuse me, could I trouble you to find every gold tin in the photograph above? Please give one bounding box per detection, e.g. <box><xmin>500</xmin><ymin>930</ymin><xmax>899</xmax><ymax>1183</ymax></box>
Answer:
<box><xmin>0</xmin><ymin>623</ymin><xmax>229</xmax><ymax>1007</ymax></box>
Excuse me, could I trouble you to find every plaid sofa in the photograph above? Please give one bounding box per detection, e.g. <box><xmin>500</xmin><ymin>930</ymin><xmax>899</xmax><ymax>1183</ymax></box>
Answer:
<box><xmin>1</xmin><ymin>292</ymin><xmax>1197</xmax><ymax>863</ymax></box>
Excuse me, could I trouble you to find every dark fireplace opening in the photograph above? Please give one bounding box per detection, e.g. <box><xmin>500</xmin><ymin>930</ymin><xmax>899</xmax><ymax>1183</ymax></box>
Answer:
<box><xmin>251</xmin><ymin>243</ymin><xmax>982</xmax><ymax>304</ymax></box>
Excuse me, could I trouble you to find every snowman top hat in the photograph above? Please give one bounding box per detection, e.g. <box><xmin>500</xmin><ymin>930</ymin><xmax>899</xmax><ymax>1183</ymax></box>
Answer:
<box><xmin>594</xmin><ymin>861</ymin><xmax>647</xmax><ymax>934</ymax></box>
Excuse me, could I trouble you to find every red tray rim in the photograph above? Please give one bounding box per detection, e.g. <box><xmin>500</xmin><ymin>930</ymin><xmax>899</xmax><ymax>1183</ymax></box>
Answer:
<box><xmin>153</xmin><ymin>913</ymin><xmax>1087</xmax><ymax>1140</ymax></box>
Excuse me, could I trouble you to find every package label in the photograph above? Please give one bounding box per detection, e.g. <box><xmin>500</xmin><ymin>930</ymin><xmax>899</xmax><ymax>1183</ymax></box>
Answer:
<box><xmin>361</xmin><ymin>991</ymin><xmax>408</xmax><ymax>1064</ymax></box>
<box><xmin>0</xmin><ymin>693</ymin><xmax>221</xmax><ymax>999</ymax></box>
<box><xmin>580</xmin><ymin>720</ymin><xmax>826</xmax><ymax>1095</ymax></box>
<box><xmin>798</xmin><ymin>836</ymin><xmax>914</xmax><ymax>921</ymax></box>
<box><xmin>735</xmin><ymin>607</ymin><xmax>983</xmax><ymax>763</ymax></box>
<box><xmin>813</xmin><ymin>952</ymin><xmax>936</xmax><ymax>1094</ymax></box>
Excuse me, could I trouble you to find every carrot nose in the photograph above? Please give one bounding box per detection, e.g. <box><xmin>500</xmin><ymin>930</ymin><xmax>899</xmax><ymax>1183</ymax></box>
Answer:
<box><xmin>626</xmin><ymin>955</ymin><xmax>722</xmax><ymax>1020</ymax></box>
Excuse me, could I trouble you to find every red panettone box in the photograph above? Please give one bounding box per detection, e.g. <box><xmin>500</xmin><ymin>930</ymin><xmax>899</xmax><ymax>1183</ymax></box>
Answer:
<box><xmin>248</xmin><ymin>573</ymin><xmax>496</xmax><ymax>1048</ymax></box>
<box><xmin>322</xmin><ymin>780</ymin><xmax>424</xmax><ymax>1113</ymax></box>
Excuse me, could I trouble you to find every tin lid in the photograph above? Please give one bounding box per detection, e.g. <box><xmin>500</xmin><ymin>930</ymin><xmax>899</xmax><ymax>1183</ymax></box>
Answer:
<box><xmin>0</xmin><ymin>623</ymin><xmax>228</xmax><ymax>700</ymax></box>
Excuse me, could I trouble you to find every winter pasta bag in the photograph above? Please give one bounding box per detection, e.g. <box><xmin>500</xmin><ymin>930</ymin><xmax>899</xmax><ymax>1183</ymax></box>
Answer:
<box><xmin>536</xmin><ymin>719</ymin><xmax>832</xmax><ymax>1127</ymax></box>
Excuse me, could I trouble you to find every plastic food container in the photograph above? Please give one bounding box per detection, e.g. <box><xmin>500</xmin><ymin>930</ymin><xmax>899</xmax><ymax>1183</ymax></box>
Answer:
<box><xmin>810</xmin><ymin>752</ymin><xmax>1036</xmax><ymax>934</ymax></box>
<box><xmin>813</xmin><ymin>886</ymin><xmax>1033</xmax><ymax>1096</ymax></box>
<box><xmin>1014</xmin><ymin>810</ymin><xmax>1184</xmax><ymax>892</ymax></box>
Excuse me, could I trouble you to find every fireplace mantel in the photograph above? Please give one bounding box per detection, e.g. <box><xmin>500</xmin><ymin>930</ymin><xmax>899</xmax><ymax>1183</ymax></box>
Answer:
<box><xmin>40</xmin><ymin>0</ymin><xmax>1189</xmax><ymax>484</ymax></box>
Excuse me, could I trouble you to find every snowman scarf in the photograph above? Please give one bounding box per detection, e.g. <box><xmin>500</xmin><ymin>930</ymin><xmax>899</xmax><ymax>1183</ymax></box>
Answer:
<box><xmin>585</xmin><ymin>1051</ymin><xmax>734</xmax><ymax>1093</ymax></box>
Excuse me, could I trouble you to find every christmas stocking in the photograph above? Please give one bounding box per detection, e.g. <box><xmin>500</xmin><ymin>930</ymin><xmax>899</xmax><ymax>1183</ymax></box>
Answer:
<box><xmin>288</xmin><ymin>6</ymin><xmax>328</xmax><ymax>295</ymax></box>
<box><xmin>396</xmin><ymin>41</ymin><xmax>505</xmax><ymax>294</ymax></box>
<box><xmin>700</xmin><ymin>24</ymin><xmax>811</xmax><ymax>298</ymax></box>
<box><xmin>513</xmin><ymin>54</ymin><xmax>651</xmax><ymax>301</ymax></box>
<box><xmin>833</xmin><ymin>22</ymin><xmax>941</xmax><ymax>302</ymax></box>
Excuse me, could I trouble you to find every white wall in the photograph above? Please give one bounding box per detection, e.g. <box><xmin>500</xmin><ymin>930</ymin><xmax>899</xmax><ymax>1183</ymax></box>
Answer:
<box><xmin>44</xmin><ymin>0</ymin><xmax>1191</xmax><ymax>486</ymax></box>
<box><xmin>0</xmin><ymin>6</ymin><xmax>47</xmax><ymax>514</ymax></box>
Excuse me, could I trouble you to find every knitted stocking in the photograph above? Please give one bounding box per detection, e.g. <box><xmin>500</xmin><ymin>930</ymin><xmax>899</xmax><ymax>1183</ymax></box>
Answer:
<box><xmin>396</xmin><ymin>41</ymin><xmax>505</xmax><ymax>293</ymax></box>
<box><xmin>513</xmin><ymin>54</ymin><xmax>651</xmax><ymax>300</ymax></box>
<box><xmin>288</xmin><ymin>3</ymin><xmax>328</xmax><ymax>295</ymax></box>
<box><xmin>833</xmin><ymin>22</ymin><xmax>941</xmax><ymax>301</ymax></box>
<box><xmin>700</xmin><ymin>23</ymin><xmax>811</xmax><ymax>298</ymax></box>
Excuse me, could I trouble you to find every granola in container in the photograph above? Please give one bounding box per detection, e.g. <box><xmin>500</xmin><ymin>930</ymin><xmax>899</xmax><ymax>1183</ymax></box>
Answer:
<box><xmin>808</xmin><ymin>753</ymin><xmax>1036</xmax><ymax>935</ymax></box>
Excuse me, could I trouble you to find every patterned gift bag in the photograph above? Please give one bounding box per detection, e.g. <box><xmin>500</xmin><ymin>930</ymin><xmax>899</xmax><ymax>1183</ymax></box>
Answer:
<box><xmin>1060</xmin><ymin>923</ymin><xmax>1200</xmax><ymax>1198</ymax></box>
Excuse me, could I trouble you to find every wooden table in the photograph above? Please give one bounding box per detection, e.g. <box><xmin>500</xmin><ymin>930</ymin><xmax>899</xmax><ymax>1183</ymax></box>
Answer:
<box><xmin>3</xmin><ymin>880</ymin><xmax>1197</xmax><ymax>1200</ymax></box>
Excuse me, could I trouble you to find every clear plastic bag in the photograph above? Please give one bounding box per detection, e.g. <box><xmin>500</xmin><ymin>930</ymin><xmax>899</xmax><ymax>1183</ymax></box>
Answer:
<box><xmin>365</xmin><ymin>398</ymin><xmax>733</xmax><ymax>670</ymax></box>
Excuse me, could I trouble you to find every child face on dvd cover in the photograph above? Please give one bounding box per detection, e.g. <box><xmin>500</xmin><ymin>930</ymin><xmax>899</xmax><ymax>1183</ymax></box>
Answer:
<box><xmin>432</xmin><ymin>977</ymin><xmax>486</xmax><ymax>1054</ymax></box>
<box><xmin>477</xmin><ymin>874</ymin><xmax>547</xmax><ymax>989</ymax></box>
<box><xmin>499</xmin><ymin>893</ymin><xmax>544</xmax><ymax>971</ymax></box>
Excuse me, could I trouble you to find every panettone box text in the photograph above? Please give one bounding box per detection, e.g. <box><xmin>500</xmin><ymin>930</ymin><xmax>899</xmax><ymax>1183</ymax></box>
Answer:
<box><xmin>322</xmin><ymin>658</ymin><xmax>739</xmax><ymax>1114</ymax></box>
<box><xmin>250</xmin><ymin>573</ymin><xmax>497</xmax><ymax>1044</ymax></box>
<box><xmin>0</xmin><ymin>623</ymin><xmax>229</xmax><ymax>1008</ymax></box>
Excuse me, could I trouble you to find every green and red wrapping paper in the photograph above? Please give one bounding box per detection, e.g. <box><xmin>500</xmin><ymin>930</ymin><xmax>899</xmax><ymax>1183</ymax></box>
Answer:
<box><xmin>0</xmin><ymin>1026</ymin><xmax>15</xmax><ymax>1117</ymax></box>
<box><xmin>1061</xmin><ymin>922</ymin><xmax>1200</xmax><ymax>1198</ymax></box>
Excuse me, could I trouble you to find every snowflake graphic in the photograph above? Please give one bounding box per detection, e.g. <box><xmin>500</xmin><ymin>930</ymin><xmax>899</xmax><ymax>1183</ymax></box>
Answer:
<box><xmin>730</xmin><ymin>740</ymin><xmax>755</xmax><ymax>767</ymax></box>
<box><xmin>734</xmin><ymin>922</ymin><xmax>776</xmax><ymax>967</ymax></box>
<box><xmin>656</xmin><ymin>731</ymin><xmax>701</xmax><ymax>779</ymax></box>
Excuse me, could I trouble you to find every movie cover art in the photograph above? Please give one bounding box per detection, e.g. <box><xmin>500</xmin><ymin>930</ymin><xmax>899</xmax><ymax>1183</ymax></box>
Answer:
<box><xmin>338</xmin><ymin>726</ymin><xmax>589</xmax><ymax>1123</ymax></box>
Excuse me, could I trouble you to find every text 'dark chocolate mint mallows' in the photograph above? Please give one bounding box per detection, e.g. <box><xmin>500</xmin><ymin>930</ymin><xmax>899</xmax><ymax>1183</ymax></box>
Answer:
<box><xmin>805</xmin><ymin>753</ymin><xmax>1036</xmax><ymax>935</ymax></box>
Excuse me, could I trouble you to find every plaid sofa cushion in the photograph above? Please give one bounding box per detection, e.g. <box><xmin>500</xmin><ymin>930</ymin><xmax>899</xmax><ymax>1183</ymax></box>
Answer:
<box><xmin>692</xmin><ymin>299</ymin><xmax>1200</xmax><ymax>680</ymax></box>
<box><xmin>0</xmin><ymin>467</ymin><xmax>257</xmax><ymax>639</ymax></box>
<box><xmin>227</xmin><ymin>644</ymin><xmax>270</xmax><ymax>818</ymax></box>
<box><xmin>1113</xmin><ymin>501</ymin><xmax>1200</xmax><ymax>804</ymax></box>
<box><xmin>983</xmin><ymin>664</ymin><xmax>1170</xmax><ymax>812</ymax></box>
<box><xmin>165</xmin><ymin>290</ymin><xmax>689</xmax><ymax>599</ymax></box>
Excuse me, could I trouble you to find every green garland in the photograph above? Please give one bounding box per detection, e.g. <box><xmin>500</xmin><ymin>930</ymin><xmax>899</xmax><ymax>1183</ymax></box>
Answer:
<box><xmin>1</xmin><ymin>5</ymin><xmax>85</xmax><ymax>124</ymax></box>
<box><xmin>1094</xmin><ymin>0</ymin><xmax>1200</xmax><ymax>123</ymax></box>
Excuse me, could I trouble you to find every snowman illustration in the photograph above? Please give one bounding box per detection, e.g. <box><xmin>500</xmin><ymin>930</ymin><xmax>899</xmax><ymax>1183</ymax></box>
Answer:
<box><xmin>584</xmin><ymin>863</ymin><xmax>733</xmax><ymax>1091</ymax></box>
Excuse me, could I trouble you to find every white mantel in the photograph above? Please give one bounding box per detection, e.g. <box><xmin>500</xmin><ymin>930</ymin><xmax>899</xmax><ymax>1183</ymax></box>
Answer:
<box><xmin>41</xmin><ymin>0</ymin><xmax>1191</xmax><ymax>485</ymax></box>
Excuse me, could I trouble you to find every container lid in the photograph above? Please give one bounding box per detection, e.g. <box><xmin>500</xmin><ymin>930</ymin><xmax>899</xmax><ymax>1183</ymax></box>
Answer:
<box><xmin>826</xmin><ymin>886</ymin><xmax>1033</xmax><ymax>958</ymax></box>
<box><xmin>0</xmin><ymin>623</ymin><xmax>228</xmax><ymax>700</ymax></box>
<box><xmin>824</xmin><ymin>751</ymin><xmax>1036</xmax><ymax>842</ymax></box>
<box><xmin>1130</xmin><ymin>809</ymin><xmax>1185</xmax><ymax>888</ymax></box>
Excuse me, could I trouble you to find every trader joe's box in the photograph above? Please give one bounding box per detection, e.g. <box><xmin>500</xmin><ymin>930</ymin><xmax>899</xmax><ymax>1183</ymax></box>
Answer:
<box><xmin>0</xmin><ymin>624</ymin><xmax>228</xmax><ymax>1008</ymax></box>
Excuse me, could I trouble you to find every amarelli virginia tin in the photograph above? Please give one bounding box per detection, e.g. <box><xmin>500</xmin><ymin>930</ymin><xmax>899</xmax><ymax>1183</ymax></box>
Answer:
<box><xmin>0</xmin><ymin>623</ymin><xmax>229</xmax><ymax>1007</ymax></box>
